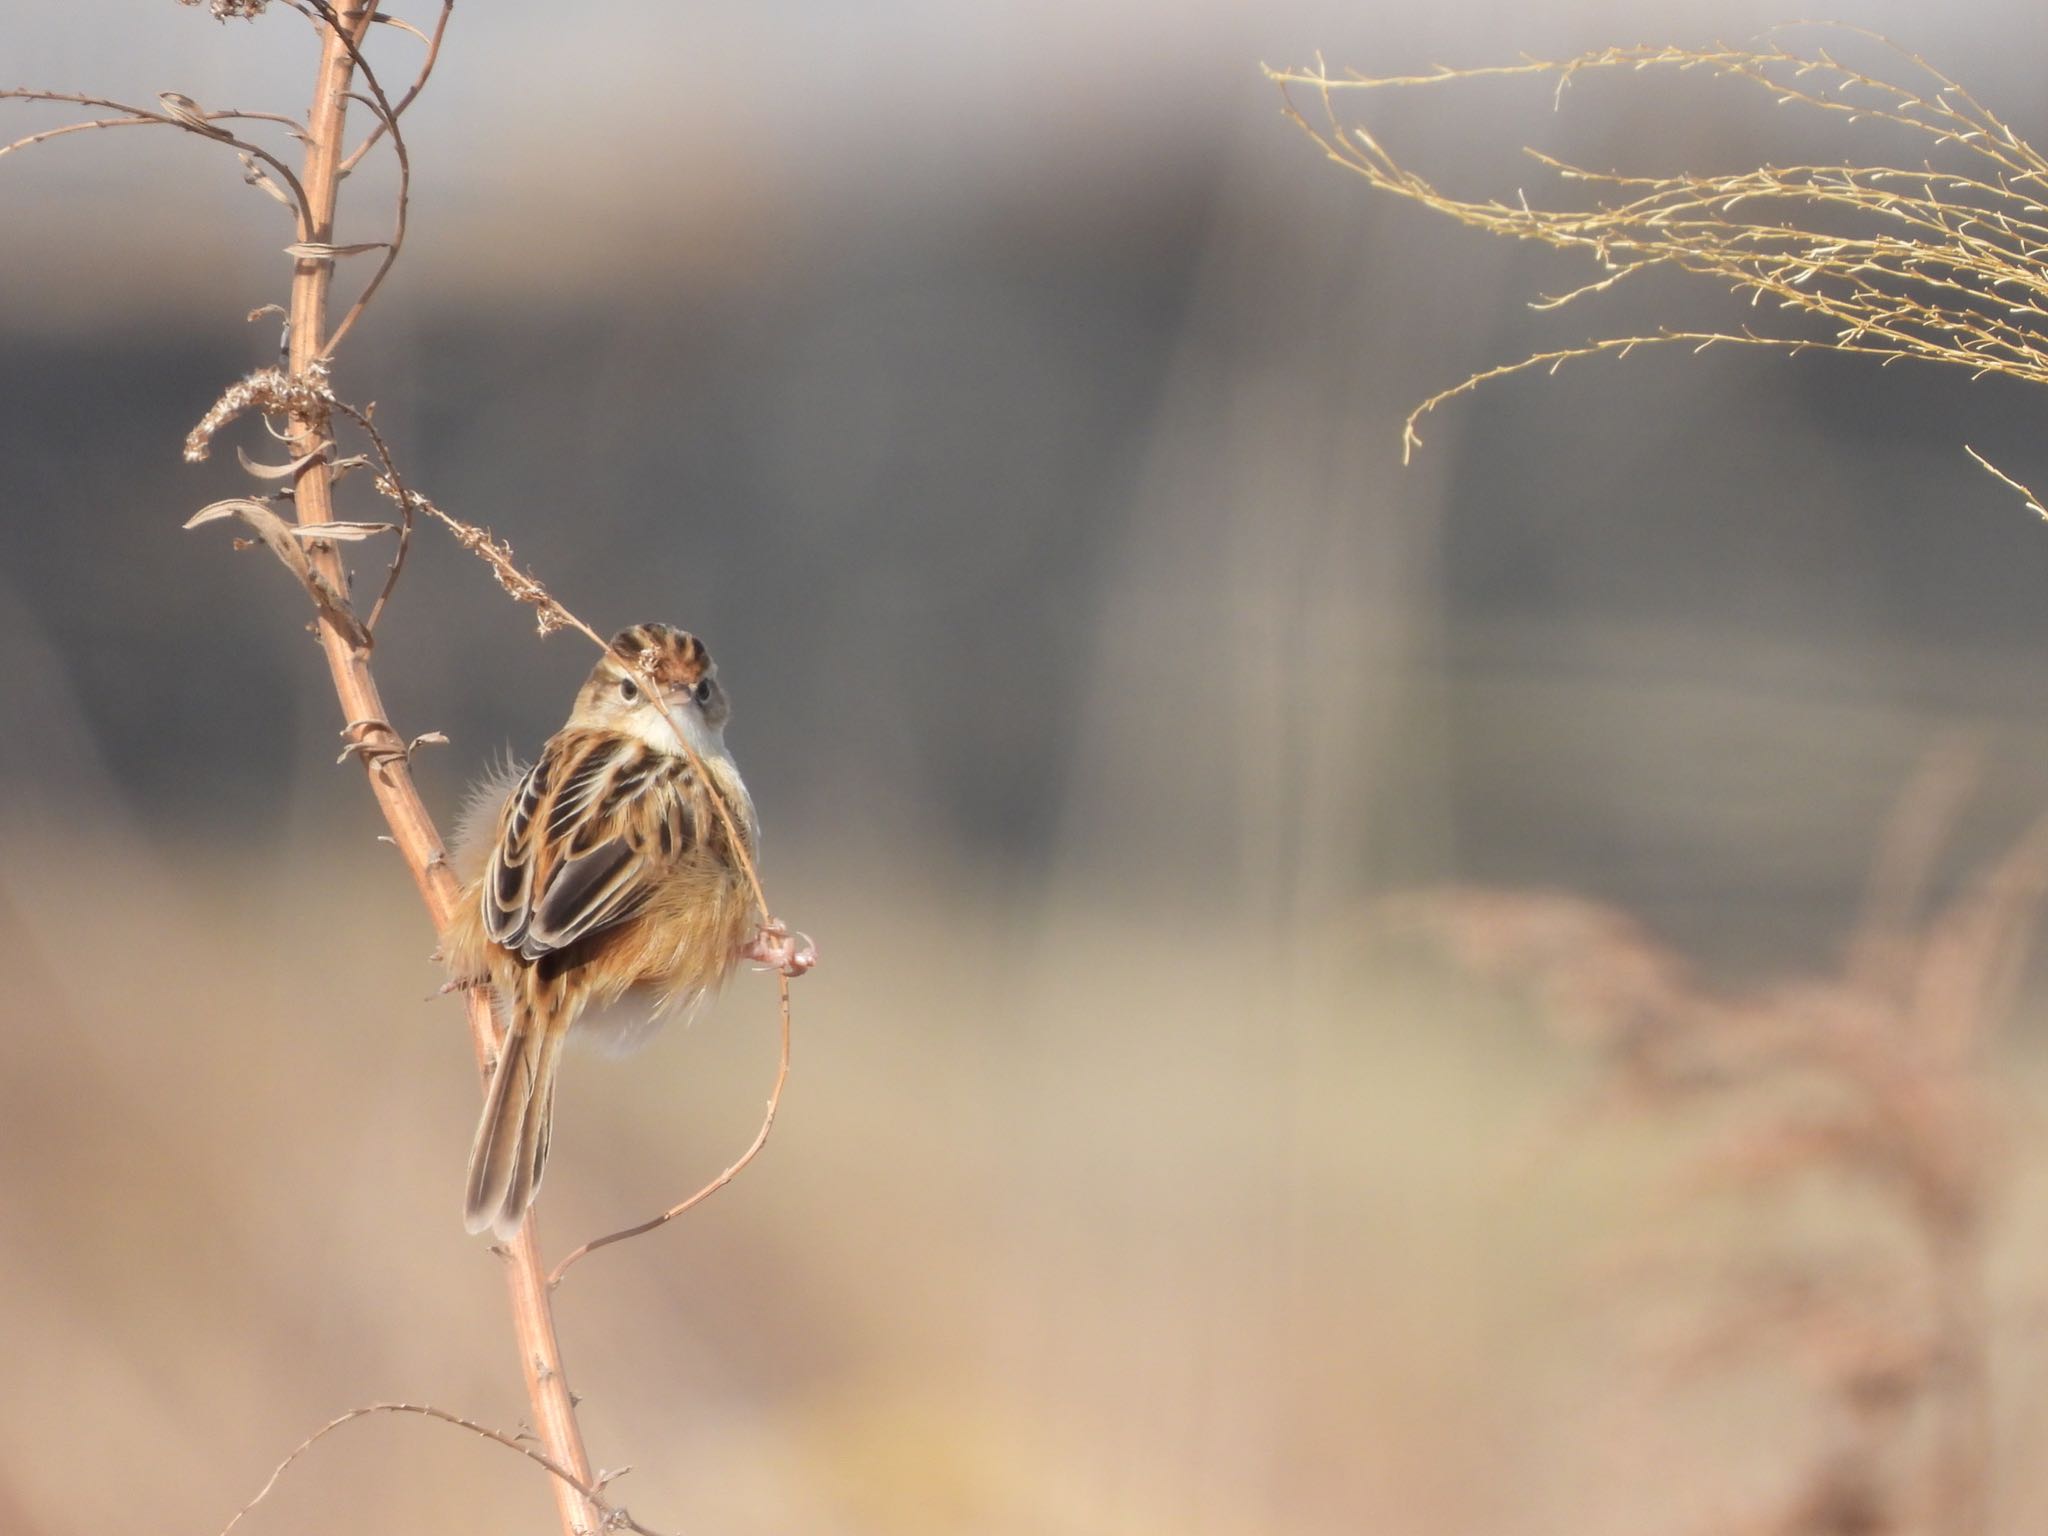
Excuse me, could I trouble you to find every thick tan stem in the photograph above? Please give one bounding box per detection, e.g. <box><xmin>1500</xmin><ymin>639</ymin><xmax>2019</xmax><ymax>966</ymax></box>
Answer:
<box><xmin>283</xmin><ymin>9</ymin><xmax>597</xmax><ymax>1534</ymax></box>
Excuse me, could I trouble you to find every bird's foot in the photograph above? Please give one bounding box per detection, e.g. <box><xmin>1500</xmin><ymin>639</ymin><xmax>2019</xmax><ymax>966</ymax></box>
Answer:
<box><xmin>744</xmin><ymin>918</ymin><xmax>817</xmax><ymax>977</ymax></box>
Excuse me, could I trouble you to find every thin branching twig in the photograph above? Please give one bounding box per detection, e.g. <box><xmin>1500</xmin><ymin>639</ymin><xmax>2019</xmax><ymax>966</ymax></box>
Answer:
<box><xmin>218</xmin><ymin>1401</ymin><xmax>672</xmax><ymax>1536</ymax></box>
<box><xmin>1</xmin><ymin>88</ymin><xmax>313</xmax><ymax>231</ymax></box>
<box><xmin>338</xmin><ymin>0</ymin><xmax>451</xmax><ymax>174</ymax></box>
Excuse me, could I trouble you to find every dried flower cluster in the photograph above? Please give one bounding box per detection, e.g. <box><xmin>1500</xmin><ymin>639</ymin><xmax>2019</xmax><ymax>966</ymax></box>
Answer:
<box><xmin>178</xmin><ymin>0</ymin><xmax>272</xmax><ymax>20</ymax></box>
<box><xmin>183</xmin><ymin>365</ymin><xmax>332</xmax><ymax>463</ymax></box>
<box><xmin>422</xmin><ymin>502</ymin><xmax>575</xmax><ymax>635</ymax></box>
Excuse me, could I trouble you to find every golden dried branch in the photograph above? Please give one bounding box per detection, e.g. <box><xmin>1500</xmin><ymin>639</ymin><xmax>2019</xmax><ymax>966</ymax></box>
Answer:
<box><xmin>1964</xmin><ymin>444</ymin><xmax>2048</xmax><ymax>521</ymax></box>
<box><xmin>1267</xmin><ymin>26</ymin><xmax>2048</xmax><ymax>460</ymax></box>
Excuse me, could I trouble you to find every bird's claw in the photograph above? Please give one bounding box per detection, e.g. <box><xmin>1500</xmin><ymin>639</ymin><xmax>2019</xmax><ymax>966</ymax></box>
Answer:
<box><xmin>744</xmin><ymin>918</ymin><xmax>817</xmax><ymax>977</ymax></box>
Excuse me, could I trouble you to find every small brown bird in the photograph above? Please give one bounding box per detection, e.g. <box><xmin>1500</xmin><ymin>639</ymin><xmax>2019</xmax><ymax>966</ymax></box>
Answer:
<box><xmin>444</xmin><ymin>623</ymin><xmax>812</xmax><ymax>1239</ymax></box>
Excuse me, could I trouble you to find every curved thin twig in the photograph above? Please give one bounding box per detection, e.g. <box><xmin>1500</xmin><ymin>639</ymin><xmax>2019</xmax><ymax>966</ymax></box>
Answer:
<box><xmin>218</xmin><ymin>1401</ymin><xmax>672</xmax><ymax>1536</ymax></box>
<box><xmin>550</xmin><ymin>974</ymin><xmax>793</xmax><ymax>1288</ymax></box>
<box><xmin>340</xmin><ymin>0</ymin><xmax>453</xmax><ymax>174</ymax></box>
<box><xmin>323</xmin><ymin>394</ymin><xmax>416</xmax><ymax>630</ymax></box>
<box><xmin>2</xmin><ymin>114</ymin><xmax>166</xmax><ymax>159</ymax></box>
<box><xmin>1393</xmin><ymin>328</ymin><xmax>1945</xmax><ymax>462</ymax></box>
<box><xmin>0</xmin><ymin>89</ymin><xmax>313</xmax><ymax>232</ymax></box>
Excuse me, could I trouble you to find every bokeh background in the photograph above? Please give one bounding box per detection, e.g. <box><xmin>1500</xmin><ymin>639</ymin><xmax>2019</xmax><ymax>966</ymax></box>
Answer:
<box><xmin>10</xmin><ymin>1</ymin><xmax>2048</xmax><ymax>1532</ymax></box>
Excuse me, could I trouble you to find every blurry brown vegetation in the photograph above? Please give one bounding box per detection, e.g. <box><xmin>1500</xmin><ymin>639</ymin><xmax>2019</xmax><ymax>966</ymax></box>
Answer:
<box><xmin>1397</xmin><ymin>741</ymin><xmax>2048</xmax><ymax>1536</ymax></box>
<box><xmin>1271</xmin><ymin>38</ymin><xmax>2048</xmax><ymax>1527</ymax></box>
<box><xmin>17</xmin><ymin>6</ymin><xmax>2048</xmax><ymax>1536</ymax></box>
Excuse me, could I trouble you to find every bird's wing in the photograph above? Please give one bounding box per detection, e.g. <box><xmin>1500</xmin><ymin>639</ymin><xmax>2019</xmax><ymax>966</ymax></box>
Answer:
<box><xmin>483</xmin><ymin>732</ymin><xmax>683</xmax><ymax>963</ymax></box>
<box><xmin>482</xmin><ymin>752</ymin><xmax>552</xmax><ymax>952</ymax></box>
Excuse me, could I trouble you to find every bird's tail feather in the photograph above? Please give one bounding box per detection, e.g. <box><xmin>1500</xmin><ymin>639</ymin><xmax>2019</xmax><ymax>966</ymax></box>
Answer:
<box><xmin>464</xmin><ymin>1010</ymin><xmax>565</xmax><ymax>1240</ymax></box>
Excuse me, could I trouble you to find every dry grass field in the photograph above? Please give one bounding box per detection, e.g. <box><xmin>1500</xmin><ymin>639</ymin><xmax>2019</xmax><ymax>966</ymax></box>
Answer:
<box><xmin>12</xmin><ymin>693</ymin><xmax>2048</xmax><ymax>1533</ymax></box>
<box><xmin>13</xmin><ymin>4</ymin><xmax>2048</xmax><ymax>1533</ymax></box>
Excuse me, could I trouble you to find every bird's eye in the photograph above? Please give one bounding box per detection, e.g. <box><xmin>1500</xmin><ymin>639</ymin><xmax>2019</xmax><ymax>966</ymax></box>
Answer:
<box><xmin>618</xmin><ymin>677</ymin><xmax>639</xmax><ymax>703</ymax></box>
<box><xmin>694</xmin><ymin>678</ymin><xmax>714</xmax><ymax>706</ymax></box>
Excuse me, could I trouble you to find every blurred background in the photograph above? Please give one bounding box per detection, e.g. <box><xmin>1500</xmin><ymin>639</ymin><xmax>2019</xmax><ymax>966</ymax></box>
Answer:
<box><xmin>9</xmin><ymin>1</ymin><xmax>2048</xmax><ymax>1532</ymax></box>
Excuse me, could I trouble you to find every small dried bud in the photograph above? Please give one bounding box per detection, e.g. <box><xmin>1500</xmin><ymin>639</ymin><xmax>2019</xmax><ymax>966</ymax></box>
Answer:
<box><xmin>177</xmin><ymin>0</ymin><xmax>272</xmax><ymax>18</ymax></box>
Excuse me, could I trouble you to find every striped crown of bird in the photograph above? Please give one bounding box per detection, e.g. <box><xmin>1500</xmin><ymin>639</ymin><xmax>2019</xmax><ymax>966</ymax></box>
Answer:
<box><xmin>443</xmin><ymin>623</ymin><xmax>813</xmax><ymax>1240</ymax></box>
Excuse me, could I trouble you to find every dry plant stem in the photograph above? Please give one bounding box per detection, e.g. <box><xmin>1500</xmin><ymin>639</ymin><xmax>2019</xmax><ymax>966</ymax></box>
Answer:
<box><xmin>279</xmin><ymin>9</ymin><xmax>597</xmax><ymax>1535</ymax></box>
<box><xmin>1966</xmin><ymin>446</ymin><xmax>2048</xmax><ymax>520</ymax></box>
<box><xmin>13</xmin><ymin>1</ymin><xmax>803</xmax><ymax>1526</ymax></box>
<box><xmin>292</xmin><ymin>0</ymin><xmax>409</xmax><ymax>361</ymax></box>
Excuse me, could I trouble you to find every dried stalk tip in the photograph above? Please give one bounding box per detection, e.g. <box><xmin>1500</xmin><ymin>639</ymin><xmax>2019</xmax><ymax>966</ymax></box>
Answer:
<box><xmin>411</xmin><ymin>498</ymin><xmax>575</xmax><ymax>636</ymax></box>
<box><xmin>185</xmin><ymin>367</ymin><xmax>331</xmax><ymax>463</ymax></box>
<box><xmin>177</xmin><ymin>0</ymin><xmax>271</xmax><ymax>18</ymax></box>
